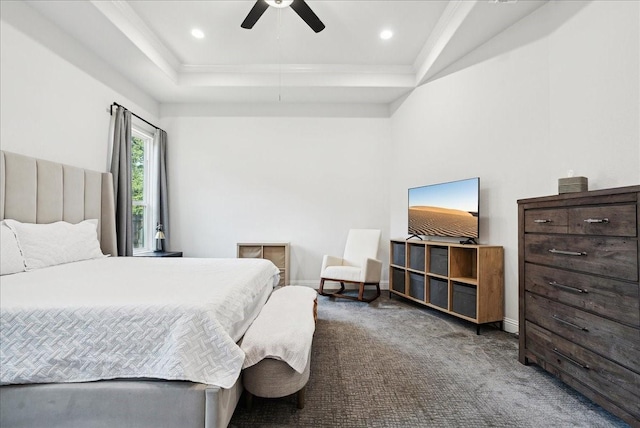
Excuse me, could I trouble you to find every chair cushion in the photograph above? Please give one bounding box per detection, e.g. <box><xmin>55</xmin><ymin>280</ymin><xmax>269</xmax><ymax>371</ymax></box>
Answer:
<box><xmin>321</xmin><ymin>265</ymin><xmax>362</xmax><ymax>282</ymax></box>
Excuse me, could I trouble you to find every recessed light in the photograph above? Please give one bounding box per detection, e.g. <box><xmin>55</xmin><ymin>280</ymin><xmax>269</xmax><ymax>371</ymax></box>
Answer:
<box><xmin>380</xmin><ymin>30</ymin><xmax>393</xmax><ymax>40</ymax></box>
<box><xmin>191</xmin><ymin>28</ymin><xmax>205</xmax><ymax>39</ymax></box>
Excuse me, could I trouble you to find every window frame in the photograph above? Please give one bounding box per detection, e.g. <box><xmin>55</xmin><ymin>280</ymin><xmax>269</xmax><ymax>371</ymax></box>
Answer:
<box><xmin>131</xmin><ymin>125</ymin><xmax>155</xmax><ymax>253</ymax></box>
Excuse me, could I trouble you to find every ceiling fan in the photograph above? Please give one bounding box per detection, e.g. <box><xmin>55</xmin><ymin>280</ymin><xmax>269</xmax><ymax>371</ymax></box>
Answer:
<box><xmin>241</xmin><ymin>0</ymin><xmax>325</xmax><ymax>33</ymax></box>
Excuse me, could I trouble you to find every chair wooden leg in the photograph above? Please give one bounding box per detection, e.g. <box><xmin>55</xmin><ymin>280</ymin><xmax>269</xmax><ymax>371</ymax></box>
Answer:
<box><xmin>357</xmin><ymin>282</ymin><xmax>381</xmax><ymax>303</ymax></box>
<box><xmin>318</xmin><ymin>278</ymin><xmax>327</xmax><ymax>296</ymax></box>
<box><xmin>319</xmin><ymin>278</ymin><xmax>345</xmax><ymax>297</ymax></box>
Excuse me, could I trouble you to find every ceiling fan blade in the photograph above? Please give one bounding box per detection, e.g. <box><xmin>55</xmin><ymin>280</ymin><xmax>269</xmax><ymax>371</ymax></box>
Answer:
<box><xmin>241</xmin><ymin>0</ymin><xmax>269</xmax><ymax>29</ymax></box>
<box><xmin>290</xmin><ymin>0</ymin><xmax>325</xmax><ymax>33</ymax></box>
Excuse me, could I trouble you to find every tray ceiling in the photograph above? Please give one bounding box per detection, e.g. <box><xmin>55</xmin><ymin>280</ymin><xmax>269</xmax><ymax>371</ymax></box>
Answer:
<box><xmin>21</xmin><ymin>0</ymin><xmax>548</xmax><ymax>105</ymax></box>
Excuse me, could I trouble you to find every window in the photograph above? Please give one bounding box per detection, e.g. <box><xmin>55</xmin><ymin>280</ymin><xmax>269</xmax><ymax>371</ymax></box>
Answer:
<box><xmin>131</xmin><ymin>126</ymin><xmax>154</xmax><ymax>252</ymax></box>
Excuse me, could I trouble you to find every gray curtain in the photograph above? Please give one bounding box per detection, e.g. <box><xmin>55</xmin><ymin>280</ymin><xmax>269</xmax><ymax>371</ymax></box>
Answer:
<box><xmin>110</xmin><ymin>107</ymin><xmax>133</xmax><ymax>256</ymax></box>
<box><xmin>153</xmin><ymin>129</ymin><xmax>169</xmax><ymax>251</ymax></box>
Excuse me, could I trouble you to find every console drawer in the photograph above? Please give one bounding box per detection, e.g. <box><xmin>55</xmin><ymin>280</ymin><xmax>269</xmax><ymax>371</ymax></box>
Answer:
<box><xmin>525</xmin><ymin>292</ymin><xmax>639</xmax><ymax>372</ymax></box>
<box><xmin>525</xmin><ymin>322</ymin><xmax>640</xmax><ymax>419</ymax></box>
<box><xmin>524</xmin><ymin>263</ymin><xmax>640</xmax><ymax>326</ymax></box>
<box><xmin>524</xmin><ymin>234</ymin><xmax>638</xmax><ymax>281</ymax></box>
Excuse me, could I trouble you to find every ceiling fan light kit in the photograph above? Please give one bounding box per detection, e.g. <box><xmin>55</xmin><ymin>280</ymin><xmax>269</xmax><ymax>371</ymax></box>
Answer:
<box><xmin>241</xmin><ymin>0</ymin><xmax>325</xmax><ymax>33</ymax></box>
<box><xmin>265</xmin><ymin>0</ymin><xmax>293</xmax><ymax>8</ymax></box>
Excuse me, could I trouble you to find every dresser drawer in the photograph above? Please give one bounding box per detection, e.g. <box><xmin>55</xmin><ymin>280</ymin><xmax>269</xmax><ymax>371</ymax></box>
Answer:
<box><xmin>525</xmin><ymin>292</ymin><xmax>639</xmax><ymax>372</ymax></box>
<box><xmin>524</xmin><ymin>263</ymin><xmax>640</xmax><ymax>327</ymax></box>
<box><xmin>568</xmin><ymin>204</ymin><xmax>637</xmax><ymax>237</ymax></box>
<box><xmin>524</xmin><ymin>234</ymin><xmax>638</xmax><ymax>281</ymax></box>
<box><xmin>525</xmin><ymin>321</ymin><xmax>640</xmax><ymax>419</ymax></box>
<box><xmin>524</xmin><ymin>209</ymin><xmax>568</xmax><ymax>234</ymax></box>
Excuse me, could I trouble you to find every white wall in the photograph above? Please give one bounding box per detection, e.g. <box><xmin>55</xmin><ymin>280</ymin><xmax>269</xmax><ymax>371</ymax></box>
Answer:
<box><xmin>160</xmin><ymin>114</ymin><xmax>390</xmax><ymax>285</ymax></box>
<box><xmin>0</xmin><ymin>3</ymin><xmax>158</xmax><ymax>171</ymax></box>
<box><xmin>389</xmin><ymin>0</ymin><xmax>640</xmax><ymax>332</ymax></box>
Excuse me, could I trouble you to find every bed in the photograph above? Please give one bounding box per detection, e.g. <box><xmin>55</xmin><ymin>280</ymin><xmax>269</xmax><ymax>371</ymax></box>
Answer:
<box><xmin>0</xmin><ymin>151</ymin><xmax>278</xmax><ymax>428</ymax></box>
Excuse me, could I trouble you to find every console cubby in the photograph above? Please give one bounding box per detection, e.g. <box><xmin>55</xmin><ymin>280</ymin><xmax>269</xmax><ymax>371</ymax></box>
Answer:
<box><xmin>391</xmin><ymin>266</ymin><xmax>406</xmax><ymax>293</ymax></box>
<box><xmin>408</xmin><ymin>272</ymin><xmax>425</xmax><ymax>300</ymax></box>
<box><xmin>408</xmin><ymin>243</ymin><xmax>425</xmax><ymax>271</ymax></box>
<box><xmin>238</xmin><ymin>242</ymin><xmax>289</xmax><ymax>286</ymax></box>
<box><xmin>389</xmin><ymin>239</ymin><xmax>504</xmax><ymax>334</ymax></box>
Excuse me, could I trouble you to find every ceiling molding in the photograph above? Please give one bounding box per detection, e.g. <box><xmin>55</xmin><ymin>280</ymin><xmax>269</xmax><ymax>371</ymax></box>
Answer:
<box><xmin>178</xmin><ymin>70</ymin><xmax>415</xmax><ymax>89</ymax></box>
<box><xmin>179</xmin><ymin>64</ymin><xmax>415</xmax><ymax>75</ymax></box>
<box><xmin>90</xmin><ymin>0</ymin><xmax>180</xmax><ymax>83</ymax></box>
<box><xmin>178</xmin><ymin>63</ymin><xmax>415</xmax><ymax>89</ymax></box>
<box><xmin>160</xmin><ymin>102</ymin><xmax>391</xmax><ymax>119</ymax></box>
<box><xmin>413</xmin><ymin>0</ymin><xmax>478</xmax><ymax>86</ymax></box>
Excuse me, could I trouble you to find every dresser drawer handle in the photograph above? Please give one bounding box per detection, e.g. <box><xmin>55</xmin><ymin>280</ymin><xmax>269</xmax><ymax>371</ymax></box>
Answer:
<box><xmin>552</xmin><ymin>348</ymin><xmax>590</xmax><ymax>370</ymax></box>
<box><xmin>548</xmin><ymin>249</ymin><xmax>587</xmax><ymax>257</ymax></box>
<box><xmin>534</xmin><ymin>219</ymin><xmax>552</xmax><ymax>223</ymax></box>
<box><xmin>583</xmin><ymin>218</ymin><xmax>609</xmax><ymax>224</ymax></box>
<box><xmin>553</xmin><ymin>314</ymin><xmax>589</xmax><ymax>332</ymax></box>
<box><xmin>549</xmin><ymin>281</ymin><xmax>588</xmax><ymax>294</ymax></box>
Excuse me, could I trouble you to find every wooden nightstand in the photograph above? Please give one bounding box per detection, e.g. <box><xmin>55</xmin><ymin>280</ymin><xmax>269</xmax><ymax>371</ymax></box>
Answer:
<box><xmin>133</xmin><ymin>251</ymin><xmax>183</xmax><ymax>258</ymax></box>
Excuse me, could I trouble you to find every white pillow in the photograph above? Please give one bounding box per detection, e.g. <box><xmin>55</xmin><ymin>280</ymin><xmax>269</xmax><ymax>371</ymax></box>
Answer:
<box><xmin>5</xmin><ymin>219</ymin><xmax>106</xmax><ymax>270</ymax></box>
<box><xmin>1</xmin><ymin>221</ymin><xmax>26</xmax><ymax>275</ymax></box>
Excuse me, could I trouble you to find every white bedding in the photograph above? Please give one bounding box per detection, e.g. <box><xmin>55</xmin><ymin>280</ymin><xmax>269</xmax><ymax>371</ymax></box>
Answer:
<box><xmin>0</xmin><ymin>257</ymin><xmax>279</xmax><ymax>388</ymax></box>
<box><xmin>241</xmin><ymin>286</ymin><xmax>317</xmax><ymax>373</ymax></box>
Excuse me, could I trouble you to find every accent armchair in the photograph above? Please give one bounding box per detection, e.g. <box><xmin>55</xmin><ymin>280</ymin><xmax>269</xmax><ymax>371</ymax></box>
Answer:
<box><xmin>318</xmin><ymin>229</ymin><xmax>382</xmax><ymax>303</ymax></box>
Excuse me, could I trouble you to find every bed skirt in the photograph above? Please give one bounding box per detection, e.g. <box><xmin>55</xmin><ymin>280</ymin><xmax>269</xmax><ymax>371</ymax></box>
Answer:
<box><xmin>0</xmin><ymin>376</ymin><xmax>243</xmax><ymax>428</ymax></box>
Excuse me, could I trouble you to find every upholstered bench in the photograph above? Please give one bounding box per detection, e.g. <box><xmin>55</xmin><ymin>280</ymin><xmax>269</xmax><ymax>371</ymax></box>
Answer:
<box><xmin>241</xmin><ymin>286</ymin><xmax>318</xmax><ymax>409</ymax></box>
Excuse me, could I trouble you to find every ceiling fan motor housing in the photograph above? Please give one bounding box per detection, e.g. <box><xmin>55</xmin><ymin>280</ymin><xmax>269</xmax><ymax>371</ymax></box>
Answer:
<box><xmin>266</xmin><ymin>0</ymin><xmax>293</xmax><ymax>8</ymax></box>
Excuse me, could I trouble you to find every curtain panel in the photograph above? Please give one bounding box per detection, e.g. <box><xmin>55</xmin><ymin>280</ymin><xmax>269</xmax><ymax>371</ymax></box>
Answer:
<box><xmin>153</xmin><ymin>129</ymin><xmax>170</xmax><ymax>251</ymax></box>
<box><xmin>110</xmin><ymin>107</ymin><xmax>133</xmax><ymax>256</ymax></box>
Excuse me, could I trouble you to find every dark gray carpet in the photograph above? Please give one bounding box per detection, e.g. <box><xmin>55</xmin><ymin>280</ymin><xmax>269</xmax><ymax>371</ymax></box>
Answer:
<box><xmin>230</xmin><ymin>293</ymin><xmax>629</xmax><ymax>427</ymax></box>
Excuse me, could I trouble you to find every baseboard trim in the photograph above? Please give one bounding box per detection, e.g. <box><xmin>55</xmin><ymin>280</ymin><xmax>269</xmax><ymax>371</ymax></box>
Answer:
<box><xmin>289</xmin><ymin>280</ymin><xmax>389</xmax><ymax>290</ymax></box>
<box><xmin>289</xmin><ymin>280</ymin><xmax>319</xmax><ymax>288</ymax></box>
<box><xmin>502</xmin><ymin>317</ymin><xmax>518</xmax><ymax>334</ymax></box>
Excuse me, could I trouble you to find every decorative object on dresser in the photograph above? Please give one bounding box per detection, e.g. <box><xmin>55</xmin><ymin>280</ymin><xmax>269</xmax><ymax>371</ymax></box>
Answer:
<box><xmin>518</xmin><ymin>185</ymin><xmax>640</xmax><ymax>426</ymax></box>
<box><xmin>134</xmin><ymin>250</ymin><xmax>182</xmax><ymax>258</ymax></box>
<box><xmin>558</xmin><ymin>173</ymin><xmax>588</xmax><ymax>194</ymax></box>
<box><xmin>389</xmin><ymin>239</ymin><xmax>504</xmax><ymax>334</ymax></box>
<box><xmin>238</xmin><ymin>242</ymin><xmax>289</xmax><ymax>287</ymax></box>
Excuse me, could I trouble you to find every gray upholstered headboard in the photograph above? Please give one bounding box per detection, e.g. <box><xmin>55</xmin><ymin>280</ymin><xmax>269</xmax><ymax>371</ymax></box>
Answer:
<box><xmin>0</xmin><ymin>151</ymin><xmax>118</xmax><ymax>257</ymax></box>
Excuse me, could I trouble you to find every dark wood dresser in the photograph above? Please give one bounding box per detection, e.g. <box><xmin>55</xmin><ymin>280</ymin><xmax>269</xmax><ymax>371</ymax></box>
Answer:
<box><xmin>518</xmin><ymin>185</ymin><xmax>639</xmax><ymax>426</ymax></box>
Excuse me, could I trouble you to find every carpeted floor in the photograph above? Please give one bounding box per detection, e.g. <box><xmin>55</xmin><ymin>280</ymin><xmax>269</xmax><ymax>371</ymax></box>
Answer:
<box><xmin>230</xmin><ymin>293</ymin><xmax>629</xmax><ymax>427</ymax></box>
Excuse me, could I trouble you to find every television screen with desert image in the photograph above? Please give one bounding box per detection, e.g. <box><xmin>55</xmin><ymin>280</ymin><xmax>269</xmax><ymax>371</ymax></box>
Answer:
<box><xmin>408</xmin><ymin>177</ymin><xmax>479</xmax><ymax>239</ymax></box>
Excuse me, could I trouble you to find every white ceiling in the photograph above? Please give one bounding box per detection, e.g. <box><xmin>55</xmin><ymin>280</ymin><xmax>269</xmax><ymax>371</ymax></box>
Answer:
<box><xmin>23</xmin><ymin>0</ymin><xmax>548</xmax><ymax>105</ymax></box>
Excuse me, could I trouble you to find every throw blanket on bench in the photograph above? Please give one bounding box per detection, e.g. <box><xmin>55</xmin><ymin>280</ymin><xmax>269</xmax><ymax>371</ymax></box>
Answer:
<box><xmin>241</xmin><ymin>286</ymin><xmax>317</xmax><ymax>373</ymax></box>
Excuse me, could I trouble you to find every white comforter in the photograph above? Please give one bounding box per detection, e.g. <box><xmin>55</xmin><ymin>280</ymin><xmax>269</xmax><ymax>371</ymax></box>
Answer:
<box><xmin>0</xmin><ymin>257</ymin><xmax>279</xmax><ymax>388</ymax></box>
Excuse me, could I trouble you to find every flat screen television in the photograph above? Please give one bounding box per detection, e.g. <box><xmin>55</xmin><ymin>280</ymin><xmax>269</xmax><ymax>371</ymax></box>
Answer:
<box><xmin>408</xmin><ymin>177</ymin><xmax>479</xmax><ymax>241</ymax></box>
